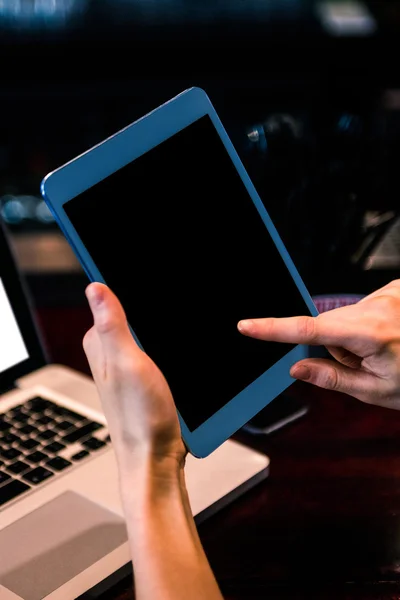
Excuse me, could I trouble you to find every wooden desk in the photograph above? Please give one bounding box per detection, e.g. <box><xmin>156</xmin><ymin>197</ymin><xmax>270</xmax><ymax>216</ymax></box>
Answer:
<box><xmin>35</xmin><ymin>303</ymin><xmax>400</xmax><ymax>600</ymax></box>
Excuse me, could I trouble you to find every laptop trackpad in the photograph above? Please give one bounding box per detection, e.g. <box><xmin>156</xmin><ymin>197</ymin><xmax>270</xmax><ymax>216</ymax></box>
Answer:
<box><xmin>0</xmin><ymin>491</ymin><xmax>128</xmax><ymax>600</ymax></box>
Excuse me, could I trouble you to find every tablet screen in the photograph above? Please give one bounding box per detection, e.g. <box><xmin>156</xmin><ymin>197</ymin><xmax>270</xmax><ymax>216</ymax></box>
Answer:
<box><xmin>64</xmin><ymin>115</ymin><xmax>312</xmax><ymax>432</ymax></box>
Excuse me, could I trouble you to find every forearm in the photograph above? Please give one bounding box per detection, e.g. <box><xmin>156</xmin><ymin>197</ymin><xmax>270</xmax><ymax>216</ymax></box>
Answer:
<box><xmin>120</xmin><ymin>457</ymin><xmax>224</xmax><ymax>600</ymax></box>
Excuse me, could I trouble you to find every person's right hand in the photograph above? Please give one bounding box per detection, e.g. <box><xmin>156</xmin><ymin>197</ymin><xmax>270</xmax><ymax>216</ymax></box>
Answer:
<box><xmin>238</xmin><ymin>279</ymin><xmax>400</xmax><ymax>410</ymax></box>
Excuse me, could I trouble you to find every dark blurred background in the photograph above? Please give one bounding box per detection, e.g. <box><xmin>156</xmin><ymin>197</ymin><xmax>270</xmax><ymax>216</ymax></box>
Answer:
<box><xmin>1</xmin><ymin>0</ymin><xmax>400</xmax><ymax>308</ymax></box>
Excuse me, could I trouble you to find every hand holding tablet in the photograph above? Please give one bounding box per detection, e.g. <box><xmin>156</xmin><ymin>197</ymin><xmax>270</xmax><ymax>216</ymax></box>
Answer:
<box><xmin>41</xmin><ymin>87</ymin><xmax>317</xmax><ymax>458</ymax></box>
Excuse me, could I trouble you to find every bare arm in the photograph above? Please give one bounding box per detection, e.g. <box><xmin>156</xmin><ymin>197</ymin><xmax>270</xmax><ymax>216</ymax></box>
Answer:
<box><xmin>120</xmin><ymin>458</ymin><xmax>223</xmax><ymax>600</ymax></box>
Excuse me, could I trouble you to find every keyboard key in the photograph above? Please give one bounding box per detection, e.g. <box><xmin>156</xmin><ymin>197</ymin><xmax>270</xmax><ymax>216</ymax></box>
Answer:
<box><xmin>59</xmin><ymin>408</ymin><xmax>87</xmax><ymax>422</ymax></box>
<box><xmin>19</xmin><ymin>438</ymin><xmax>40</xmax><ymax>451</ymax></box>
<box><xmin>46</xmin><ymin>457</ymin><xmax>72</xmax><ymax>471</ymax></box>
<box><xmin>49</xmin><ymin>405</ymin><xmax>67</xmax><ymax>417</ymax></box>
<box><xmin>26</xmin><ymin>397</ymin><xmax>52</xmax><ymax>412</ymax></box>
<box><xmin>0</xmin><ymin>479</ymin><xmax>30</xmax><ymax>507</ymax></box>
<box><xmin>1</xmin><ymin>433</ymin><xmax>19</xmax><ymax>445</ymax></box>
<box><xmin>0</xmin><ymin>420</ymin><xmax>12</xmax><ymax>432</ymax></box>
<box><xmin>8</xmin><ymin>404</ymin><xmax>24</xmax><ymax>415</ymax></box>
<box><xmin>43</xmin><ymin>441</ymin><xmax>65</xmax><ymax>454</ymax></box>
<box><xmin>0</xmin><ymin>470</ymin><xmax>11</xmax><ymax>484</ymax></box>
<box><xmin>63</xmin><ymin>421</ymin><xmax>103</xmax><ymax>444</ymax></box>
<box><xmin>7</xmin><ymin>461</ymin><xmax>30</xmax><ymax>475</ymax></box>
<box><xmin>1</xmin><ymin>448</ymin><xmax>22</xmax><ymax>461</ymax></box>
<box><xmin>34</xmin><ymin>415</ymin><xmax>54</xmax><ymax>426</ymax></box>
<box><xmin>37</xmin><ymin>430</ymin><xmax>57</xmax><ymax>441</ymax></box>
<box><xmin>55</xmin><ymin>420</ymin><xmax>75</xmax><ymax>431</ymax></box>
<box><xmin>22</xmin><ymin>466</ymin><xmax>54</xmax><ymax>485</ymax></box>
<box><xmin>59</xmin><ymin>442</ymin><xmax>88</xmax><ymax>461</ymax></box>
<box><xmin>17</xmin><ymin>424</ymin><xmax>37</xmax><ymax>435</ymax></box>
<box><xmin>82</xmin><ymin>438</ymin><xmax>106</xmax><ymax>451</ymax></box>
<box><xmin>11</xmin><ymin>413</ymin><xmax>30</xmax><ymax>423</ymax></box>
<box><xmin>50</xmin><ymin>406</ymin><xmax>85</xmax><ymax>421</ymax></box>
<box><xmin>25</xmin><ymin>451</ymin><xmax>48</xmax><ymax>464</ymax></box>
<box><xmin>71</xmin><ymin>450</ymin><xmax>90</xmax><ymax>461</ymax></box>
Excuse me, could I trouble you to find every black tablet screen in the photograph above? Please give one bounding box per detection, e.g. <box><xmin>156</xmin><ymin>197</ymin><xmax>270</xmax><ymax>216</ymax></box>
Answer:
<box><xmin>64</xmin><ymin>115</ymin><xmax>312</xmax><ymax>431</ymax></box>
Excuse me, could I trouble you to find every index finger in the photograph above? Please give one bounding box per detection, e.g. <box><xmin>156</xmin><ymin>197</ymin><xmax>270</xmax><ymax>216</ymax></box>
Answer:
<box><xmin>237</xmin><ymin>313</ymin><xmax>361</xmax><ymax>348</ymax></box>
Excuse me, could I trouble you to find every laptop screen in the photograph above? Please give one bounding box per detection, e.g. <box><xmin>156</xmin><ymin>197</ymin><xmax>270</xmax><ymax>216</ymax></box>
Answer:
<box><xmin>0</xmin><ymin>277</ymin><xmax>29</xmax><ymax>373</ymax></box>
<box><xmin>0</xmin><ymin>219</ymin><xmax>46</xmax><ymax>394</ymax></box>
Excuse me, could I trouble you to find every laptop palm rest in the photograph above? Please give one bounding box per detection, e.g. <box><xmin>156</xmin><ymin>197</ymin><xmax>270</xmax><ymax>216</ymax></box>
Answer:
<box><xmin>0</xmin><ymin>491</ymin><xmax>128</xmax><ymax>600</ymax></box>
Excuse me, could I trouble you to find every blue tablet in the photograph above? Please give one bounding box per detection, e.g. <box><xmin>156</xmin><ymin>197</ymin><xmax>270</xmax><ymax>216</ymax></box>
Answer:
<box><xmin>41</xmin><ymin>87</ymin><xmax>318</xmax><ymax>458</ymax></box>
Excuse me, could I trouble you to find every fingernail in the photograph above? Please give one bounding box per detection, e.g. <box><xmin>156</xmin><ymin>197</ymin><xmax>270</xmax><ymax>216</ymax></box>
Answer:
<box><xmin>238</xmin><ymin>319</ymin><xmax>254</xmax><ymax>333</ymax></box>
<box><xmin>291</xmin><ymin>364</ymin><xmax>311</xmax><ymax>381</ymax></box>
<box><xmin>86</xmin><ymin>284</ymin><xmax>104</xmax><ymax>309</ymax></box>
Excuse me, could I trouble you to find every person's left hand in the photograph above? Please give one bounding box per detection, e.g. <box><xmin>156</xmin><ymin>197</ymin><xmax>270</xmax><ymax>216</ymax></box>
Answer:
<box><xmin>82</xmin><ymin>282</ymin><xmax>187</xmax><ymax>476</ymax></box>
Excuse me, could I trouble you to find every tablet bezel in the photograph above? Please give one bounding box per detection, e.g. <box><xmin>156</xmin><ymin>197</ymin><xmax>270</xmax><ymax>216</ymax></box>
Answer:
<box><xmin>41</xmin><ymin>86</ymin><xmax>318</xmax><ymax>458</ymax></box>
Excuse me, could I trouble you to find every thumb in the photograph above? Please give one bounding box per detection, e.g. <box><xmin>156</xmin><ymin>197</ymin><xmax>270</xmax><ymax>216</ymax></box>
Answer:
<box><xmin>85</xmin><ymin>282</ymin><xmax>137</xmax><ymax>356</ymax></box>
<box><xmin>290</xmin><ymin>358</ymin><xmax>381</xmax><ymax>403</ymax></box>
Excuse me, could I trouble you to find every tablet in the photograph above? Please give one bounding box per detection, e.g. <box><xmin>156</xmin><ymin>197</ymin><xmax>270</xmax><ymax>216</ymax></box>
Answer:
<box><xmin>41</xmin><ymin>87</ymin><xmax>318</xmax><ymax>458</ymax></box>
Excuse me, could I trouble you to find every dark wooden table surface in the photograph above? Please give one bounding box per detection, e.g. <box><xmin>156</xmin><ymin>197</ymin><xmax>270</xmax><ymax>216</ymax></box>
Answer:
<box><xmin>35</xmin><ymin>301</ymin><xmax>400</xmax><ymax>600</ymax></box>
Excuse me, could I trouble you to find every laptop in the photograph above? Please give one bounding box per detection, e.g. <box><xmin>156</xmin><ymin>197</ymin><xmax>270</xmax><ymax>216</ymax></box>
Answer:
<box><xmin>0</xmin><ymin>218</ymin><xmax>270</xmax><ymax>600</ymax></box>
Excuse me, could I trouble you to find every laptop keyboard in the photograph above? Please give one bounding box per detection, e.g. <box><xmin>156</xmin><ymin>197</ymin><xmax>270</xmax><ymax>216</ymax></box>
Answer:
<box><xmin>0</xmin><ymin>396</ymin><xmax>110</xmax><ymax>509</ymax></box>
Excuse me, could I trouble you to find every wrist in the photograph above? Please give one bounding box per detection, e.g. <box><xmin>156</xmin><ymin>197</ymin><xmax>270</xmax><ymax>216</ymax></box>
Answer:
<box><xmin>118</xmin><ymin>451</ymin><xmax>186</xmax><ymax>507</ymax></box>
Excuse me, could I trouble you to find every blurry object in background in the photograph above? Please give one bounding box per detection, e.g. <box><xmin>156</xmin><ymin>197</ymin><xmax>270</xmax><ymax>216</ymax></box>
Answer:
<box><xmin>263</xmin><ymin>113</ymin><xmax>304</xmax><ymax>143</ymax></box>
<box><xmin>240</xmin><ymin>85</ymin><xmax>400</xmax><ymax>293</ymax></box>
<box><xmin>383</xmin><ymin>89</ymin><xmax>400</xmax><ymax>111</ymax></box>
<box><xmin>0</xmin><ymin>0</ymin><xmax>87</xmax><ymax>30</ymax></box>
<box><xmin>0</xmin><ymin>193</ymin><xmax>54</xmax><ymax>227</ymax></box>
<box><xmin>350</xmin><ymin>209</ymin><xmax>398</xmax><ymax>268</ymax></box>
<box><xmin>244</xmin><ymin>111</ymin><xmax>307</xmax><ymax>239</ymax></box>
<box><xmin>11</xmin><ymin>230</ymin><xmax>81</xmax><ymax>274</ymax></box>
<box><xmin>357</xmin><ymin>88</ymin><xmax>400</xmax><ymax>271</ymax></box>
<box><xmin>246</xmin><ymin>113</ymin><xmax>303</xmax><ymax>157</ymax></box>
<box><xmin>102</xmin><ymin>0</ymin><xmax>306</xmax><ymax>24</ymax></box>
<box><xmin>246</xmin><ymin>124</ymin><xmax>268</xmax><ymax>154</ymax></box>
<box><xmin>0</xmin><ymin>192</ymin><xmax>78</xmax><ymax>276</ymax></box>
<box><xmin>312</xmin><ymin>293</ymin><xmax>365</xmax><ymax>312</ymax></box>
<box><xmin>363</xmin><ymin>214</ymin><xmax>400</xmax><ymax>270</ymax></box>
<box><xmin>243</xmin><ymin>395</ymin><xmax>309</xmax><ymax>436</ymax></box>
<box><xmin>0</xmin><ymin>193</ymin><xmax>27</xmax><ymax>225</ymax></box>
<box><xmin>316</xmin><ymin>0</ymin><xmax>377</xmax><ymax>36</ymax></box>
